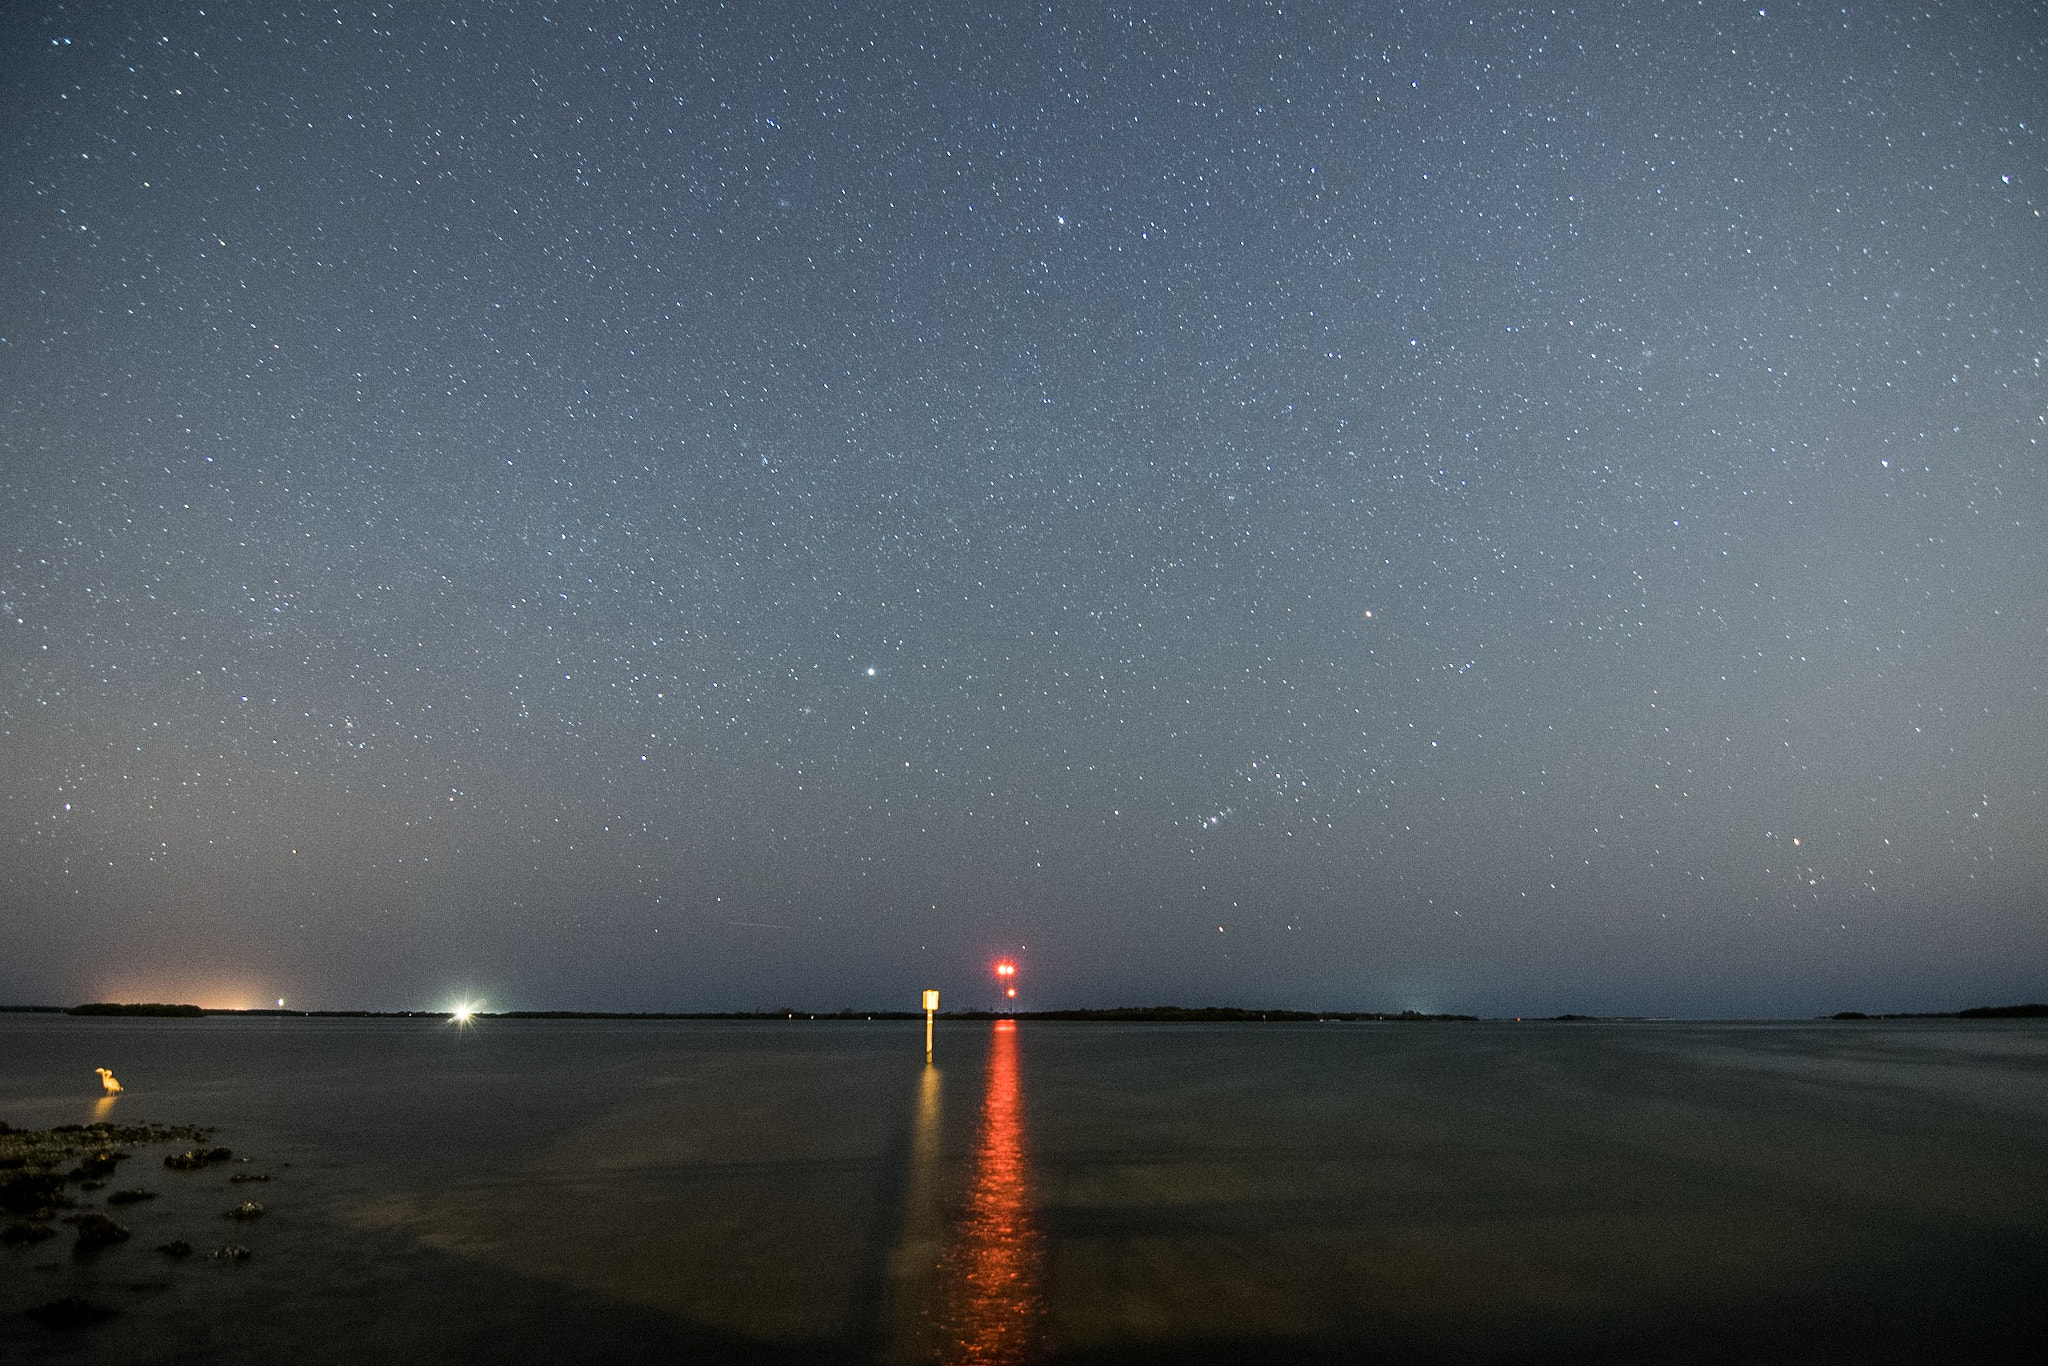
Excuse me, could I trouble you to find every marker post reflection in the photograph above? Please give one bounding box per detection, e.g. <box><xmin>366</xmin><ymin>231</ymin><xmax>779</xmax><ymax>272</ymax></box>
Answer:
<box><xmin>881</xmin><ymin>1055</ymin><xmax>946</xmax><ymax>1363</ymax></box>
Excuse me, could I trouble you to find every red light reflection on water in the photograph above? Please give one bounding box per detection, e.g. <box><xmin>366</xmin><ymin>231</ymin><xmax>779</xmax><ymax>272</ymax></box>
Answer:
<box><xmin>941</xmin><ymin>1019</ymin><xmax>1043</xmax><ymax>1365</ymax></box>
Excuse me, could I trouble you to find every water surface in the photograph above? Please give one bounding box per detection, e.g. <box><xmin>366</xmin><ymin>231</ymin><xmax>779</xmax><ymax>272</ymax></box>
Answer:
<box><xmin>3</xmin><ymin>1015</ymin><xmax>2043</xmax><ymax>1363</ymax></box>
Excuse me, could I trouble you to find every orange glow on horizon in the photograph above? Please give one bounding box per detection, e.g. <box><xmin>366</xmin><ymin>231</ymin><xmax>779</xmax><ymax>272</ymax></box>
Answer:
<box><xmin>940</xmin><ymin>1018</ymin><xmax>1043</xmax><ymax>1364</ymax></box>
<box><xmin>84</xmin><ymin>974</ymin><xmax>270</xmax><ymax>1012</ymax></box>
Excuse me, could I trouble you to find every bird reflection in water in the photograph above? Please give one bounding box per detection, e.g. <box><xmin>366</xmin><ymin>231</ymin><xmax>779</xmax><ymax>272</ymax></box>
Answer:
<box><xmin>940</xmin><ymin>1019</ymin><xmax>1044</xmax><ymax>1365</ymax></box>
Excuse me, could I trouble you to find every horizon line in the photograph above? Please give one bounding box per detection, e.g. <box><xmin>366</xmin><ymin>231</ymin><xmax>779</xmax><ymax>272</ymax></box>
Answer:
<box><xmin>9</xmin><ymin>1001</ymin><xmax>2046</xmax><ymax>1023</ymax></box>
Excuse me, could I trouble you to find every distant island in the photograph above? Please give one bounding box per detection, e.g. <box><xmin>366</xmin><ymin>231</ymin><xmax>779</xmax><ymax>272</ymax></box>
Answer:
<box><xmin>1830</xmin><ymin>1003</ymin><xmax>2048</xmax><ymax>1020</ymax></box>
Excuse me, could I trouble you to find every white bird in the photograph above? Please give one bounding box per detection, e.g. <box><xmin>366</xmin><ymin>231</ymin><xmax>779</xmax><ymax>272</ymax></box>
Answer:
<box><xmin>95</xmin><ymin>1067</ymin><xmax>123</xmax><ymax>1094</ymax></box>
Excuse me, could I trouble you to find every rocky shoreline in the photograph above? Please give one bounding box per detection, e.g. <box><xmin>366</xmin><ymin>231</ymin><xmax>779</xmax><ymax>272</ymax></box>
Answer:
<box><xmin>2</xmin><ymin>1119</ymin><xmax>274</xmax><ymax>1332</ymax></box>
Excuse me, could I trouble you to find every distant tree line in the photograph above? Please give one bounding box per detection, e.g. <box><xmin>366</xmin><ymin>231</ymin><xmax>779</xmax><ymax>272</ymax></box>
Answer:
<box><xmin>1831</xmin><ymin>1003</ymin><xmax>2048</xmax><ymax>1020</ymax></box>
<box><xmin>5</xmin><ymin>1001</ymin><xmax>2039</xmax><ymax>1020</ymax></box>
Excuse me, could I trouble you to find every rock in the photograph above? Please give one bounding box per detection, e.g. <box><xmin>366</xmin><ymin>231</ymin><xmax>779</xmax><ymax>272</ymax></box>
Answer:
<box><xmin>65</xmin><ymin>1213</ymin><xmax>131</xmax><ymax>1249</ymax></box>
<box><xmin>229</xmin><ymin>1172</ymin><xmax>272</xmax><ymax>1183</ymax></box>
<box><xmin>155</xmin><ymin>1240</ymin><xmax>194</xmax><ymax>1258</ymax></box>
<box><xmin>1</xmin><ymin>1172</ymin><xmax>68</xmax><ymax>1217</ymax></box>
<box><xmin>225</xmin><ymin>1201</ymin><xmax>265</xmax><ymax>1221</ymax></box>
<box><xmin>107</xmin><ymin>1189</ymin><xmax>156</xmax><ymax>1205</ymax></box>
<box><xmin>68</xmin><ymin>1151</ymin><xmax>123</xmax><ymax>1180</ymax></box>
<box><xmin>24</xmin><ymin>1296</ymin><xmax>118</xmax><ymax>1330</ymax></box>
<box><xmin>2</xmin><ymin>1221</ymin><xmax>56</xmax><ymax>1245</ymax></box>
<box><xmin>164</xmin><ymin>1146</ymin><xmax>232</xmax><ymax>1171</ymax></box>
<box><xmin>211</xmin><ymin>1244</ymin><xmax>252</xmax><ymax>1262</ymax></box>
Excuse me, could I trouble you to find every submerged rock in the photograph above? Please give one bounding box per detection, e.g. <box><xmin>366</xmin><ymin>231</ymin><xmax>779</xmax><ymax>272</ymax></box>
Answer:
<box><xmin>225</xmin><ymin>1201</ymin><xmax>265</xmax><ymax>1221</ymax></box>
<box><xmin>0</xmin><ymin>1171</ymin><xmax>69</xmax><ymax>1217</ymax></box>
<box><xmin>66</xmin><ymin>1213</ymin><xmax>132</xmax><ymax>1249</ymax></box>
<box><xmin>229</xmin><ymin>1172</ymin><xmax>272</xmax><ymax>1184</ymax></box>
<box><xmin>212</xmin><ymin>1244</ymin><xmax>252</xmax><ymax>1263</ymax></box>
<box><xmin>2</xmin><ymin>1220</ymin><xmax>56</xmax><ymax>1245</ymax></box>
<box><xmin>25</xmin><ymin>1296</ymin><xmax>118</xmax><ymax>1330</ymax></box>
<box><xmin>107</xmin><ymin>1188</ymin><xmax>157</xmax><ymax>1205</ymax></box>
<box><xmin>155</xmin><ymin>1240</ymin><xmax>194</xmax><ymax>1258</ymax></box>
<box><xmin>2</xmin><ymin>1123</ymin><xmax>213</xmax><ymax>1190</ymax></box>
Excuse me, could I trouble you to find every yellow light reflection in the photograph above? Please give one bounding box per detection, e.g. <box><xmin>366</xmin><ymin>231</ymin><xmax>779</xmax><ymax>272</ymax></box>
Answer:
<box><xmin>882</xmin><ymin>1062</ymin><xmax>947</xmax><ymax>1363</ymax></box>
<box><xmin>940</xmin><ymin>1019</ymin><xmax>1043</xmax><ymax>1365</ymax></box>
<box><xmin>92</xmin><ymin>1095</ymin><xmax>120</xmax><ymax>1122</ymax></box>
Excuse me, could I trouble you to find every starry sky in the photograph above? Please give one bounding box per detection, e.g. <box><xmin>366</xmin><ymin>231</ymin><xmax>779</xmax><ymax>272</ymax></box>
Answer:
<box><xmin>2</xmin><ymin>1</ymin><xmax>2043</xmax><ymax>1017</ymax></box>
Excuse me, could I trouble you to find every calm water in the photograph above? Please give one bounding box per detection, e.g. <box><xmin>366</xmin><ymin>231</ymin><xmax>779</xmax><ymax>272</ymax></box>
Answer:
<box><xmin>2</xmin><ymin>1015</ymin><xmax>2044</xmax><ymax>1364</ymax></box>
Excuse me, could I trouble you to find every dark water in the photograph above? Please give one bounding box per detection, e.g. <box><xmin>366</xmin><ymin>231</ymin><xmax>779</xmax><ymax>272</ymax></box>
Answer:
<box><xmin>2</xmin><ymin>1015</ymin><xmax>2044</xmax><ymax>1364</ymax></box>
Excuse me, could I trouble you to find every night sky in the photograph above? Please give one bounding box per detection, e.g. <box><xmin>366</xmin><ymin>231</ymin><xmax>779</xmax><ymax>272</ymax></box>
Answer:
<box><xmin>3</xmin><ymin>1</ymin><xmax>2043</xmax><ymax>1017</ymax></box>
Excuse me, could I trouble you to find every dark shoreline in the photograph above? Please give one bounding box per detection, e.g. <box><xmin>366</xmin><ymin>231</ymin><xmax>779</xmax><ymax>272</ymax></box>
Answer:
<box><xmin>18</xmin><ymin>1004</ymin><xmax>1481</xmax><ymax>1023</ymax></box>
<box><xmin>8</xmin><ymin>1002</ymin><xmax>2046</xmax><ymax>1021</ymax></box>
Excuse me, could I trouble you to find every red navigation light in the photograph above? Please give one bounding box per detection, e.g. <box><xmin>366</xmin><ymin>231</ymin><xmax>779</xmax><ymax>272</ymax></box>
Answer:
<box><xmin>1005</xmin><ymin>987</ymin><xmax>1017</xmax><ymax>998</ymax></box>
<box><xmin>994</xmin><ymin>960</ymin><xmax>1017</xmax><ymax>979</ymax></box>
